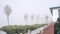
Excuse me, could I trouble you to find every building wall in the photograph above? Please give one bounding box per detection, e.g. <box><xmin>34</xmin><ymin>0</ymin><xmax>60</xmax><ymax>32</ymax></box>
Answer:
<box><xmin>58</xmin><ymin>9</ymin><xmax>60</xmax><ymax>18</ymax></box>
<box><xmin>40</xmin><ymin>23</ymin><xmax>54</xmax><ymax>34</ymax></box>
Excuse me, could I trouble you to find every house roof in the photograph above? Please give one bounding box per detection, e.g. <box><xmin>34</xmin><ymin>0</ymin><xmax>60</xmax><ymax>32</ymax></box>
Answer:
<box><xmin>49</xmin><ymin>6</ymin><xmax>60</xmax><ymax>15</ymax></box>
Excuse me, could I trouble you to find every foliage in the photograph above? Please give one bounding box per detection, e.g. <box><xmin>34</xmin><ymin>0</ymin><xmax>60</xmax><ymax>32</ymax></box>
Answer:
<box><xmin>54</xmin><ymin>18</ymin><xmax>60</xmax><ymax>34</ymax></box>
<box><xmin>0</xmin><ymin>24</ymin><xmax>46</xmax><ymax>34</ymax></box>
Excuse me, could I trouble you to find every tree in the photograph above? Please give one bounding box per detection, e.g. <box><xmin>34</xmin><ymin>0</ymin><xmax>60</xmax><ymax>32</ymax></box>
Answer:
<box><xmin>24</xmin><ymin>14</ymin><xmax>28</xmax><ymax>23</ymax></box>
<box><xmin>36</xmin><ymin>15</ymin><xmax>40</xmax><ymax>23</ymax></box>
<box><xmin>45</xmin><ymin>15</ymin><xmax>49</xmax><ymax>23</ymax></box>
<box><xmin>31</xmin><ymin>14</ymin><xmax>34</xmax><ymax>22</ymax></box>
<box><xmin>36</xmin><ymin>15</ymin><xmax>39</xmax><ymax>20</ymax></box>
<box><xmin>57</xmin><ymin>18</ymin><xmax>60</xmax><ymax>23</ymax></box>
<box><xmin>4</xmin><ymin>5</ymin><xmax>12</xmax><ymax>25</ymax></box>
<box><xmin>54</xmin><ymin>18</ymin><xmax>60</xmax><ymax>34</ymax></box>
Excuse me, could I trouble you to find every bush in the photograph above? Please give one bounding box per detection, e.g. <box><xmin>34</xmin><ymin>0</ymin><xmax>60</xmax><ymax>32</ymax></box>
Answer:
<box><xmin>0</xmin><ymin>24</ymin><xmax>46</xmax><ymax>34</ymax></box>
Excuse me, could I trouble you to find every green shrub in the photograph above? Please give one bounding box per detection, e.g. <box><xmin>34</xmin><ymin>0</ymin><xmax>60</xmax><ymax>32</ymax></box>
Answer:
<box><xmin>0</xmin><ymin>24</ymin><xmax>46</xmax><ymax>34</ymax></box>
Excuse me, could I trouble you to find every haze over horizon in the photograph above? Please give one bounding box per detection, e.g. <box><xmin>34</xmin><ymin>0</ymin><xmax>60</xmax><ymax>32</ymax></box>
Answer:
<box><xmin>0</xmin><ymin>0</ymin><xmax>60</xmax><ymax>27</ymax></box>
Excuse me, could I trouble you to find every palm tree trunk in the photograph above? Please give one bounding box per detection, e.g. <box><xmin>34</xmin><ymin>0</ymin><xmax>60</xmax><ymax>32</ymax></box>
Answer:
<box><xmin>7</xmin><ymin>15</ymin><xmax>9</xmax><ymax>25</ymax></box>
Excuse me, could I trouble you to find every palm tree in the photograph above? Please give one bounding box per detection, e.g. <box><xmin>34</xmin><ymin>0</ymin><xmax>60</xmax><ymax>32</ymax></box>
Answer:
<box><xmin>4</xmin><ymin>5</ymin><xmax>12</xmax><ymax>25</ymax></box>
<box><xmin>31</xmin><ymin>14</ymin><xmax>34</xmax><ymax>22</ymax></box>
<box><xmin>24</xmin><ymin>14</ymin><xmax>28</xmax><ymax>33</ymax></box>
<box><xmin>45</xmin><ymin>15</ymin><xmax>49</xmax><ymax>23</ymax></box>
<box><xmin>24</xmin><ymin>14</ymin><xmax>28</xmax><ymax>24</ymax></box>
<box><xmin>36</xmin><ymin>15</ymin><xmax>39</xmax><ymax>23</ymax></box>
<box><xmin>37</xmin><ymin>15</ymin><xmax>39</xmax><ymax>20</ymax></box>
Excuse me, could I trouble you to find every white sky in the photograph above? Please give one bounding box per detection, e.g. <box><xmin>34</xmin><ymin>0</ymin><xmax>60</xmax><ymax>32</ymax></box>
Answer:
<box><xmin>0</xmin><ymin>0</ymin><xmax>60</xmax><ymax>27</ymax></box>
